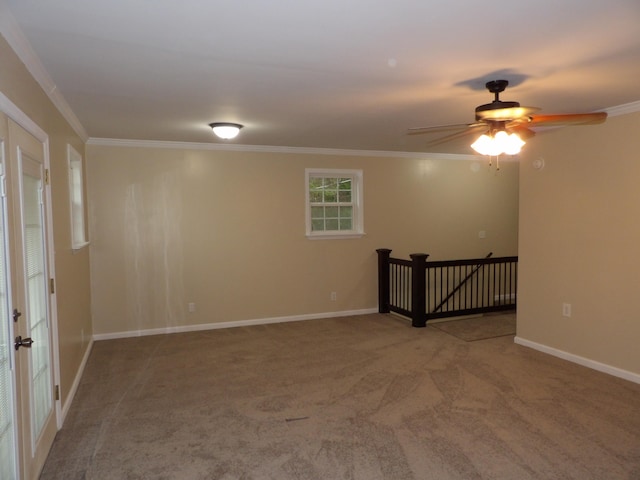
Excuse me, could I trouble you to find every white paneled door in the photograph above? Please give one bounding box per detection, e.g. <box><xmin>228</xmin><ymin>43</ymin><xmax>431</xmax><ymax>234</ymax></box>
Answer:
<box><xmin>0</xmin><ymin>114</ymin><xmax>18</xmax><ymax>480</ymax></box>
<box><xmin>0</xmin><ymin>112</ymin><xmax>58</xmax><ymax>480</ymax></box>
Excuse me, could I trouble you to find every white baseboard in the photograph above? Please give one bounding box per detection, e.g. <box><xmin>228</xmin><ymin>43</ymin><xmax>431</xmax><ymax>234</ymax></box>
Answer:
<box><xmin>514</xmin><ymin>336</ymin><xmax>640</xmax><ymax>385</ymax></box>
<box><xmin>59</xmin><ymin>338</ymin><xmax>94</xmax><ymax>426</ymax></box>
<box><xmin>93</xmin><ymin>308</ymin><xmax>379</xmax><ymax>341</ymax></box>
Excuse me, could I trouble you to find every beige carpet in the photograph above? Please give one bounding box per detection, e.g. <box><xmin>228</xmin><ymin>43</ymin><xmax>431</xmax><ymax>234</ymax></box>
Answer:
<box><xmin>41</xmin><ymin>313</ymin><xmax>640</xmax><ymax>479</ymax></box>
<box><xmin>430</xmin><ymin>312</ymin><xmax>517</xmax><ymax>342</ymax></box>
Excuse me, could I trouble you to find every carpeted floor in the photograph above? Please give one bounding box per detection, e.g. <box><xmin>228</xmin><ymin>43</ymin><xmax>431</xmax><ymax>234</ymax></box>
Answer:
<box><xmin>41</xmin><ymin>313</ymin><xmax>640</xmax><ymax>479</ymax></box>
<box><xmin>430</xmin><ymin>312</ymin><xmax>517</xmax><ymax>342</ymax></box>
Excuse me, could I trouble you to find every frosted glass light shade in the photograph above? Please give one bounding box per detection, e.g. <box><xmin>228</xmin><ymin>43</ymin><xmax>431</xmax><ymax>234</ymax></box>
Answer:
<box><xmin>471</xmin><ymin>131</ymin><xmax>524</xmax><ymax>156</ymax></box>
<box><xmin>209</xmin><ymin>122</ymin><xmax>243</xmax><ymax>139</ymax></box>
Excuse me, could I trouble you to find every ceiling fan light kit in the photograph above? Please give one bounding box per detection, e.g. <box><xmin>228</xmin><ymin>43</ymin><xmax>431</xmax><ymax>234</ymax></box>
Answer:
<box><xmin>209</xmin><ymin>122</ymin><xmax>243</xmax><ymax>139</ymax></box>
<box><xmin>471</xmin><ymin>130</ymin><xmax>525</xmax><ymax>156</ymax></box>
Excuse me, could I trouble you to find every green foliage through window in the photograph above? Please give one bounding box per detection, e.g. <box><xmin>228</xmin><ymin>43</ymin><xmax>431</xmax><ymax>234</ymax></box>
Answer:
<box><xmin>308</xmin><ymin>176</ymin><xmax>354</xmax><ymax>232</ymax></box>
<box><xmin>305</xmin><ymin>169</ymin><xmax>363</xmax><ymax>238</ymax></box>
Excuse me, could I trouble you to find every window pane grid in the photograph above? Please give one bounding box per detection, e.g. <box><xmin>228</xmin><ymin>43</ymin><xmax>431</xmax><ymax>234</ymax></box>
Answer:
<box><xmin>306</xmin><ymin>169</ymin><xmax>363</xmax><ymax>237</ymax></box>
<box><xmin>309</xmin><ymin>175</ymin><xmax>355</xmax><ymax>232</ymax></box>
<box><xmin>0</xmin><ymin>156</ymin><xmax>17</xmax><ymax>480</ymax></box>
<box><xmin>23</xmin><ymin>173</ymin><xmax>52</xmax><ymax>444</ymax></box>
<box><xmin>68</xmin><ymin>146</ymin><xmax>87</xmax><ymax>248</ymax></box>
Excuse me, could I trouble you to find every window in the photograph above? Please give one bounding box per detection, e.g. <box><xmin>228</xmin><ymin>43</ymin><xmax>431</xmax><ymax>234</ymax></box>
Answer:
<box><xmin>305</xmin><ymin>168</ymin><xmax>364</xmax><ymax>239</ymax></box>
<box><xmin>67</xmin><ymin>145</ymin><xmax>88</xmax><ymax>250</ymax></box>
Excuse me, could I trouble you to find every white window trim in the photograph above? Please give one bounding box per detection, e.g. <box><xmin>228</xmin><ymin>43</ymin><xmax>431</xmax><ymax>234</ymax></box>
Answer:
<box><xmin>305</xmin><ymin>168</ymin><xmax>364</xmax><ymax>240</ymax></box>
<box><xmin>67</xmin><ymin>144</ymin><xmax>89</xmax><ymax>251</ymax></box>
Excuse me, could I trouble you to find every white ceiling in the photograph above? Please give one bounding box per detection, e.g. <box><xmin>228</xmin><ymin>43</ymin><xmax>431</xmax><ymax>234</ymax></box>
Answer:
<box><xmin>2</xmin><ymin>0</ymin><xmax>640</xmax><ymax>154</ymax></box>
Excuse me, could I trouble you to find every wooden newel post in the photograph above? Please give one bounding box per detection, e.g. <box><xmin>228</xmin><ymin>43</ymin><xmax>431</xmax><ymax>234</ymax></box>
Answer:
<box><xmin>410</xmin><ymin>253</ymin><xmax>429</xmax><ymax>328</ymax></box>
<box><xmin>376</xmin><ymin>249</ymin><xmax>392</xmax><ymax>314</ymax></box>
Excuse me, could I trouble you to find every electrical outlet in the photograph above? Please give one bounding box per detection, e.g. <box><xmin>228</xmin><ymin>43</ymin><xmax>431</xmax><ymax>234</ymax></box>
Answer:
<box><xmin>330</xmin><ymin>292</ymin><xmax>337</xmax><ymax>301</ymax></box>
<box><xmin>562</xmin><ymin>303</ymin><xmax>572</xmax><ymax>317</ymax></box>
<box><xmin>188</xmin><ymin>302</ymin><xmax>196</xmax><ymax>313</ymax></box>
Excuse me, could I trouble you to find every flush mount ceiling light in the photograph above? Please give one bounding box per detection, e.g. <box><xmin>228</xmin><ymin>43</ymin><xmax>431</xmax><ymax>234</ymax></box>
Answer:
<box><xmin>209</xmin><ymin>122</ymin><xmax>243</xmax><ymax>140</ymax></box>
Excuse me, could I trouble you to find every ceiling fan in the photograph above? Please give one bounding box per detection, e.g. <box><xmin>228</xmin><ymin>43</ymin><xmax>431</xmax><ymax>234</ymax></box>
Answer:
<box><xmin>409</xmin><ymin>79</ymin><xmax>608</xmax><ymax>156</ymax></box>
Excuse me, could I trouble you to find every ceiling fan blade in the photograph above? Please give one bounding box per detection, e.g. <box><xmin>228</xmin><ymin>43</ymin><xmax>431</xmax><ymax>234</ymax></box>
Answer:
<box><xmin>476</xmin><ymin>106</ymin><xmax>541</xmax><ymax>122</ymax></box>
<box><xmin>425</xmin><ymin>125</ymin><xmax>487</xmax><ymax>146</ymax></box>
<box><xmin>527</xmin><ymin>112</ymin><xmax>607</xmax><ymax>127</ymax></box>
<box><xmin>408</xmin><ymin>123</ymin><xmax>478</xmax><ymax>135</ymax></box>
<box><xmin>509</xmin><ymin>126</ymin><xmax>537</xmax><ymax>140</ymax></box>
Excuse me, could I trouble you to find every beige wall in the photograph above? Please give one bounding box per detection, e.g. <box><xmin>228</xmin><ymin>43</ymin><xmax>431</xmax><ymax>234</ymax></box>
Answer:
<box><xmin>0</xmin><ymin>34</ymin><xmax>92</xmax><ymax>406</ymax></box>
<box><xmin>518</xmin><ymin>111</ymin><xmax>640</xmax><ymax>375</ymax></box>
<box><xmin>87</xmin><ymin>145</ymin><xmax>519</xmax><ymax>335</ymax></box>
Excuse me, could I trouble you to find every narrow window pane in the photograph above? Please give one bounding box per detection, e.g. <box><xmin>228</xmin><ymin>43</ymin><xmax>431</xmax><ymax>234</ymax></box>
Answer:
<box><xmin>0</xmin><ymin>156</ymin><xmax>18</xmax><ymax>480</ymax></box>
<box><xmin>325</xmin><ymin>219</ymin><xmax>339</xmax><ymax>230</ymax></box>
<box><xmin>309</xmin><ymin>177</ymin><xmax>323</xmax><ymax>190</ymax></box>
<box><xmin>324</xmin><ymin>190</ymin><xmax>337</xmax><ymax>203</ymax></box>
<box><xmin>311</xmin><ymin>219</ymin><xmax>324</xmax><ymax>231</ymax></box>
<box><xmin>324</xmin><ymin>178</ymin><xmax>337</xmax><ymax>190</ymax></box>
<box><xmin>338</xmin><ymin>178</ymin><xmax>351</xmax><ymax>190</ymax></box>
<box><xmin>68</xmin><ymin>146</ymin><xmax>87</xmax><ymax>248</ymax></box>
<box><xmin>339</xmin><ymin>206</ymin><xmax>352</xmax><ymax>218</ymax></box>
<box><xmin>338</xmin><ymin>191</ymin><xmax>351</xmax><ymax>202</ymax></box>
<box><xmin>311</xmin><ymin>206</ymin><xmax>324</xmax><ymax>219</ymax></box>
<box><xmin>339</xmin><ymin>219</ymin><xmax>352</xmax><ymax>230</ymax></box>
<box><xmin>22</xmin><ymin>170</ymin><xmax>52</xmax><ymax>444</ymax></box>
<box><xmin>325</xmin><ymin>206</ymin><xmax>338</xmax><ymax>218</ymax></box>
<box><xmin>309</xmin><ymin>191</ymin><xmax>323</xmax><ymax>202</ymax></box>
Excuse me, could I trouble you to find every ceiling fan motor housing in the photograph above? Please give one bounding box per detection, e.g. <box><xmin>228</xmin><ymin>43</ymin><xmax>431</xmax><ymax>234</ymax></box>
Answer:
<box><xmin>475</xmin><ymin>100</ymin><xmax>521</xmax><ymax>119</ymax></box>
<box><xmin>475</xmin><ymin>80</ymin><xmax>520</xmax><ymax>120</ymax></box>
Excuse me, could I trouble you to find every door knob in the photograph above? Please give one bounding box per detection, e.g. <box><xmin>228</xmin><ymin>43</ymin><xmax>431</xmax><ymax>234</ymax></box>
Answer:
<box><xmin>15</xmin><ymin>336</ymin><xmax>34</xmax><ymax>350</ymax></box>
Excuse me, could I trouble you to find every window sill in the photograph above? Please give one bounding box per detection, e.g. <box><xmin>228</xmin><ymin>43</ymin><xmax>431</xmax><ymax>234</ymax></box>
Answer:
<box><xmin>306</xmin><ymin>232</ymin><xmax>366</xmax><ymax>240</ymax></box>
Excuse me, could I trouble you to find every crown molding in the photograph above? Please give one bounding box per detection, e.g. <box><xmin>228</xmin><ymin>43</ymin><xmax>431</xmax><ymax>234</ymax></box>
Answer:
<box><xmin>86</xmin><ymin>137</ymin><xmax>479</xmax><ymax>161</ymax></box>
<box><xmin>0</xmin><ymin>1</ymin><xmax>88</xmax><ymax>141</ymax></box>
<box><xmin>606</xmin><ymin>100</ymin><xmax>640</xmax><ymax>117</ymax></box>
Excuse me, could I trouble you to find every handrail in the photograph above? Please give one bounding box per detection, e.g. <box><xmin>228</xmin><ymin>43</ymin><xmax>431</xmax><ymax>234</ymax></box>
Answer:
<box><xmin>431</xmin><ymin>252</ymin><xmax>493</xmax><ymax>313</ymax></box>
<box><xmin>377</xmin><ymin>249</ymin><xmax>517</xmax><ymax>327</ymax></box>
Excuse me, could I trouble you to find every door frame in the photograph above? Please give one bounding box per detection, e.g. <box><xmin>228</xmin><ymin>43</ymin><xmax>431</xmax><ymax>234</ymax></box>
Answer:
<box><xmin>0</xmin><ymin>90</ymin><xmax>61</xmax><ymax>432</ymax></box>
